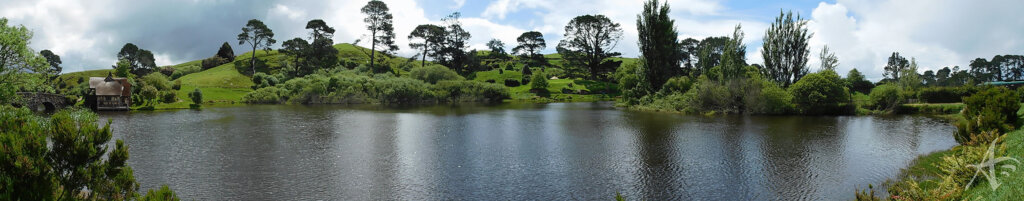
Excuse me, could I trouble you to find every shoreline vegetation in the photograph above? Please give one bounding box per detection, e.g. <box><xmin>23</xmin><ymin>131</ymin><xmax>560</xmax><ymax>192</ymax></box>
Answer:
<box><xmin>5</xmin><ymin>0</ymin><xmax>1024</xmax><ymax>199</ymax></box>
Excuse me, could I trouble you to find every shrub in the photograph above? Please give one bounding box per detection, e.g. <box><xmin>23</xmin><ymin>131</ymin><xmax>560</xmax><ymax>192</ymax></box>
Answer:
<box><xmin>746</xmin><ymin>79</ymin><xmax>794</xmax><ymax>114</ymax></box>
<box><xmin>530</xmin><ymin>72</ymin><xmax>548</xmax><ymax>90</ymax></box>
<box><xmin>955</xmin><ymin>86</ymin><xmax>1021</xmax><ymax>144</ymax></box>
<box><xmin>788</xmin><ymin>70</ymin><xmax>850</xmax><ymax>114</ymax></box>
<box><xmin>172</xmin><ymin>80</ymin><xmax>181</xmax><ymax>90</ymax></box>
<box><xmin>188</xmin><ymin>88</ymin><xmax>202</xmax><ymax>104</ymax></box>
<box><xmin>140</xmin><ymin>85</ymin><xmax>158</xmax><ymax>105</ymax></box>
<box><xmin>339</xmin><ymin>59</ymin><xmax>359</xmax><ymax>69</ymax></box>
<box><xmin>233</xmin><ymin>57</ymin><xmax>269</xmax><ymax>76</ymax></box>
<box><xmin>504</xmin><ymin>79</ymin><xmax>521</xmax><ymax>87</ymax></box>
<box><xmin>140</xmin><ymin>185</ymin><xmax>180</xmax><ymax>201</ymax></box>
<box><xmin>657</xmin><ymin>76</ymin><xmax>692</xmax><ymax>95</ymax></box>
<box><xmin>242</xmin><ymin>86</ymin><xmax>288</xmax><ymax>104</ymax></box>
<box><xmin>170</xmin><ymin>64</ymin><xmax>200</xmax><ymax>79</ymax></box>
<box><xmin>158</xmin><ymin>66</ymin><xmax>175</xmax><ymax>77</ymax></box>
<box><xmin>252</xmin><ymin>72</ymin><xmax>279</xmax><ymax>89</ymax></box>
<box><xmin>433</xmin><ymin>80</ymin><xmax>510</xmax><ymax>102</ymax></box>
<box><xmin>410</xmin><ymin>65</ymin><xmax>463</xmax><ymax>84</ymax></box>
<box><xmin>202</xmin><ymin>56</ymin><xmax>229</xmax><ymax>70</ymax></box>
<box><xmin>217</xmin><ymin>42</ymin><xmax>235</xmax><ymax>62</ymax></box>
<box><xmin>377</xmin><ymin>77</ymin><xmax>434</xmax><ymax>104</ymax></box>
<box><xmin>159</xmin><ymin>91</ymin><xmax>177</xmax><ymax>103</ymax></box>
<box><xmin>140</xmin><ymin>73</ymin><xmax>173</xmax><ymax>91</ymax></box>
<box><xmin>869</xmin><ymin>84</ymin><xmax>902</xmax><ymax>110</ymax></box>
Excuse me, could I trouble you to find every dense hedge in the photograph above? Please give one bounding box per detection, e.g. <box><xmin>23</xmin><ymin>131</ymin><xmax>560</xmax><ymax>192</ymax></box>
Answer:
<box><xmin>409</xmin><ymin>65</ymin><xmax>463</xmax><ymax>84</ymax></box>
<box><xmin>917</xmin><ymin>87</ymin><xmax>977</xmax><ymax>103</ymax></box>
<box><xmin>955</xmin><ymin>86</ymin><xmax>1021</xmax><ymax>144</ymax></box>
<box><xmin>243</xmin><ymin>71</ymin><xmax>509</xmax><ymax>105</ymax></box>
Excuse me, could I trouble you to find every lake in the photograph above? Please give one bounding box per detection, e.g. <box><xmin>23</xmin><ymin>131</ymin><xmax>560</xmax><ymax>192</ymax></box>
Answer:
<box><xmin>99</xmin><ymin>102</ymin><xmax>956</xmax><ymax>200</ymax></box>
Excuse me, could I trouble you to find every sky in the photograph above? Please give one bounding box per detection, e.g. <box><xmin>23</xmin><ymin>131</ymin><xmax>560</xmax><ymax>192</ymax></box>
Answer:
<box><xmin>1</xmin><ymin>0</ymin><xmax>1021</xmax><ymax>81</ymax></box>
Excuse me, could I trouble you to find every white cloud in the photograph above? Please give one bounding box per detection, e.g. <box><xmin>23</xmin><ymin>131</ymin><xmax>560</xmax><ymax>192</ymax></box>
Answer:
<box><xmin>805</xmin><ymin>0</ymin><xmax>1024</xmax><ymax>81</ymax></box>
<box><xmin>270</xmin><ymin>4</ymin><xmax>306</xmax><ymax>20</ymax></box>
<box><xmin>452</xmin><ymin>0</ymin><xmax>466</xmax><ymax>9</ymax></box>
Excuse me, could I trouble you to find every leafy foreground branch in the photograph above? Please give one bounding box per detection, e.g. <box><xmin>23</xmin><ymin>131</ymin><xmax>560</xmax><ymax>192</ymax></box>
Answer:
<box><xmin>1</xmin><ymin>106</ymin><xmax>180</xmax><ymax>201</ymax></box>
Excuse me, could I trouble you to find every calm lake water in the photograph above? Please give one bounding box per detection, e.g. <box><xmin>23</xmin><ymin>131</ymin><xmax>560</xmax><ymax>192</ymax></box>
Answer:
<box><xmin>99</xmin><ymin>102</ymin><xmax>956</xmax><ymax>200</ymax></box>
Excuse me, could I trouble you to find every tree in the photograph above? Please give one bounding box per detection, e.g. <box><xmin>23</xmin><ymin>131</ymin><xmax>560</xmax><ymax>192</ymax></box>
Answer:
<box><xmin>140</xmin><ymin>85</ymin><xmax>158</xmax><ymax>106</ymax></box>
<box><xmin>216</xmin><ymin>42</ymin><xmax>235</xmax><ymax>61</ymax></box>
<box><xmin>279</xmin><ymin>38</ymin><xmax>310</xmax><ymax>76</ymax></box>
<box><xmin>762</xmin><ymin>10</ymin><xmax>812</xmax><ymax>87</ymax></box>
<box><xmin>695</xmin><ymin>36</ymin><xmax>729</xmax><ymax>77</ymax></box>
<box><xmin>117</xmin><ymin>43</ymin><xmax>157</xmax><ymax>76</ymax></box>
<box><xmin>557</xmin><ymin>14</ymin><xmax>624</xmax><ymax>80</ymax></box>
<box><xmin>486</xmin><ymin>39</ymin><xmax>507</xmax><ymax>57</ymax></box>
<box><xmin>408</xmin><ymin>24</ymin><xmax>445</xmax><ymax>67</ymax></box>
<box><xmin>437</xmin><ymin>13</ymin><xmax>472</xmax><ymax>73</ymax></box>
<box><xmin>513</xmin><ymin>31</ymin><xmax>546</xmax><ymax>67</ymax></box>
<box><xmin>306</xmin><ymin>19</ymin><xmax>335</xmax><ymax>42</ymax></box>
<box><xmin>189</xmin><ymin>88</ymin><xmax>203</xmax><ymax>105</ymax></box>
<box><xmin>846</xmin><ymin>68</ymin><xmax>873</xmax><ymax>94</ymax></box>
<box><xmin>47</xmin><ymin>109</ymin><xmax>138</xmax><ymax>200</ymax></box>
<box><xmin>679</xmin><ymin>38</ymin><xmax>700</xmax><ymax>75</ymax></box>
<box><xmin>898</xmin><ymin>57</ymin><xmax>921</xmax><ymax>90</ymax></box>
<box><xmin>114</xmin><ymin>59</ymin><xmax>131</xmax><ymax>77</ymax></box>
<box><xmin>818</xmin><ymin>45</ymin><xmax>838</xmax><ymax>72</ymax></box>
<box><xmin>719</xmin><ymin>24</ymin><xmax>747</xmax><ymax>81</ymax></box>
<box><xmin>637</xmin><ymin>0</ymin><xmax>684</xmax><ymax>91</ymax></box>
<box><xmin>788</xmin><ymin>70</ymin><xmax>849</xmax><ymax>114</ymax></box>
<box><xmin>362</xmin><ymin>0</ymin><xmax>398</xmax><ymax>71</ymax></box>
<box><xmin>884</xmin><ymin>52</ymin><xmax>909</xmax><ymax>81</ymax></box>
<box><xmin>0</xmin><ymin>18</ymin><xmax>48</xmax><ymax>103</ymax></box>
<box><xmin>304</xmin><ymin>19</ymin><xmax>338</xmax><ymax>72</ymax></box>
<box><xmin>39</xmin><ymin>49</ymin><xmax>61</xmax><ymax>81</ymax></box>
<box><xmin>922</xmin><ymin>70</ymin><xmax>936</xmax><ymax>86</ymax></box>
<box><xmin>936</xmin><ymin>67</ymin><xmax>951</xmax><ymax>86</ymax></box>
<box><xmin>530</xmin><ymin>71</ymin><xmax>549</xmax><ymax>90</ymax></box>
<box><xmin>237</xmin><ymin>19</ymin><xmax>276</xmax><ymax>76</ymax></box>
<box><xmin>0</xmin><ymin>106</ymin><xmax>55</xmax><ymax>200</ymax></box>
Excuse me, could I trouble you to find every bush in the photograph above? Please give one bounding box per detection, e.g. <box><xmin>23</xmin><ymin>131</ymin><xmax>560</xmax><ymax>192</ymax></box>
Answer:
<box><xmin>233</xmin><ymin>57</ymin><xmax>269</xmax><ymax>76</ymax></box>
<box><xmin>788</xmin><ymin>70</ymin><xmax>850</xmax><ymax>114</ymax></box>
<box><xmin>504</xmin><ymin>79</ymin><xmax>521</xmax><ymax>87</ymax></box>
<box><xmin>955</xmin><ymin>86</ymin><xmax>1021</xmax><ymax>144</ymax></box>
<box><xmin>172</xmin><ymin>80</ymin><xmax>181</xmax><ymax>90</ymax></box>
<box><xmin>410</xmin><ymin>65</ymin><xmax>463</xmax><ymax>84</ymax></box>
<box><xmin>158</xmin><ymin>66</ymin><xmax>175</xmax><ymax>77</ymax></box>
<box><xmin>530</xmin><ymin>72</ymin><xmax>548</xmax><ymax>90</ymax></box>
<box><xmin>140</xmin><ymin>185</ymin><xmax>180</xmax><ymax>201</ymax></box>
<box><xmin>433</xmin><ymin>80</ymin><xmax>510</xmax><ymax>102</ymax></box>
<box><xmin>140</xmin><ymin>85</ymin><xmax>158</xmax><ymax>105</ymax></box>
<box><xmin>746</xmin><ymin>79</ymin><xmax>794</xmax><ymax>114</ymax></box>
<box><xmin>252</xmin><ymin>72</ymin><xmax>279</xmax><ymax>89</ymax></box>
<box><xmin>657</xmin><ymin>76</ymin><xmax>692</xmax><ymax>95</ymax></box>
<box><xmin>917</xmin><ymin>86</ymin><xmax>977</xmax><ymax>103</ymax></box>
<box><xmin>201</xmin><ymin>56</ymin><xmax>229</xmax><ymax>70</ymax></box>
<box><xmin>378</xmin><ymin>77</ymin><xmax>434</xmax><ymax>104</ymax></box>
<box><xmin>159</xmin><ymin>91</ymin><xmax>177</xmax><ymax>103</ymax></box>
<box><xmin>242</xmin><ymin>86</ymin><xmax>288</xmax><ymax>104</ymax></box>
<box><xmin>170</xmin><ymin>64</ymin><xmax>200</xmax><ymax>79</ymax></box>
<box><xmin>188</xmin><ymin>88</ymin><xmax>202</xmax><ymax>104</ymax></box>
<box><xmin>217</xmin><ymin>42</ymin><xmax>235</xmax><ymax>62</ymax></box>
<box><xmin>140</xmin><ymin>73</ymin><xmax>173</xmax><ymax>91</ymax></box>
<box><xmin>869</xmin><ymin>84</ymin><xmax>902</xmax><ymax>110</ymax></box>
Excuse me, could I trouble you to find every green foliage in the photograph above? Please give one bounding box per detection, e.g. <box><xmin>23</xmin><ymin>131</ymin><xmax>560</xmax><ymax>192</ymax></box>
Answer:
<box><xmin>47</xmin><ymin>108</ymin><xmax>138</xmax><ymax>200</ymax></box>
<box><xmin>656</xmin><ymin>76</ymin><xmax>692</xmax><ymax>95</ymax></box>
<box><xmin>117</xmin><ymin>43</ymin><xmax>158</xmax><ymax>77</ymax></box>
<box><xmin>557</xmin><ymin>14</ymin><xmax>623</xmax><ymax>80</ymax></box>
<box><xmin>530</xmin><ymin>72</ymin><xmax>549</xmax><ymax>90</ymax></box>
<box><xmin>955</xmin><ymin>87</ymin><xmax>1021</xmax><ymax>144</ymax></box>
<box><xmin>189</xmin><ymin>88</ymin><xmax>203</xmax><ymax>105</ymax></box>
<box><xmin>761</xmin><ymin>10</ymin><xmax>811</xmax><ymax>87</ymax></box>
<box><xmin>378</xmin><ymin>77</ymin><xmax>434</xmax><ymax>104</ymax></box>
<box><xmin>139</xmin><ymin>185</ymin><xmax>180</xmax><ymax>201</ymax></box>
<box><xmin>0</xmin><ymin>106</ymin><xmax>54</xmax><ymax>200</ymax></box>
<box><xmin>362</xmin><ymin>0</ymin><xmax>399</xmax><ymax>70</ymax></box>
<box><xmin>172</xmin><ymin>80</ymin><xmax>182</xmax><ymax>90</ymax></box>
<box><xmin>636</xmin><ymin>0</ymin><xmax>684</xmax><ymax>90</ymax></box>
<box><xmin>432</xmin><ymin>80</ymin><xmax>510</xmax><ymax>102</ymax></box>
<box><xmin>788</xmin><ymin>70</ymin><xmax>850</xmax><ymax>114</ymax></box>
<box><xmin>251</xmin><ymin>72</ymin><xmax>280</xmax><ymax>89</ymax></box>
<box><xmin>140</xmin><ymin>85</ymin><xmax>158</xmax><ymax>106</ymax></box>
<box><xmin>217</xmin><ymin>42</ymin><xmax>235</xmax><ymax>62</ymax></box>
<box><xmin>237</xmin><ymin>19</ymin><xmax>277</xmax><ymax>75</ymax></box>
<box><xmin>202</xmin><ymin>56</ymin><xmax>230</xmax><ymax>70</ymax></box>
<box><xmin>0</xmin><ymin>18</ymin><xmax>49</xmax><ymax>104</ymax></box>
<box><xmin>917</xmin><ymin>86</ymin><xmax>977</xmax><ymax>103</ymax></box>
<box><xmin>170</xmin><ymin>63</ymin><xmax>200</xmax><ymax>80</ymax></box>
<box><xmin>410</xmin><ymin>65</ymin><xmax>464</xmax><ymax>84</ymax></box>
<box><xmin>141</xmin><ymin>73</ymin><xmax>173</xmax><ymax>91</ymax></box>
<box><xmin>242</xmin><ymin>86</ymin><xmax>288</xmax><ymax>104</ymax></box>
<box><xmin>115</xmin><ymin>59</ymin><xmax>132</xmax><ymax>78</ymax></box>
<box><xmin>846</xmin><ymin>68</ymin><xmax>874</xmax><ymax>94</ymax></box>
<box><xmin>513</xmin><ymin>31</ymin><xmax>547</xmax><ymax>67</ymax></box>
<box><xmin>159</xmin><ymin>91</ymin><xmax>177</xmax><ymax>103</ymax></box>
<box><xmin>869</xmin><ymin>84</ymin><xmax>902</xmax><ymax>111</ymax></box>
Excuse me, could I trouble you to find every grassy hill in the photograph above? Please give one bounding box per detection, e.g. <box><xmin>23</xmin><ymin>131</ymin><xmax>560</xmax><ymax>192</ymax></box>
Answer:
<box><xmin>59</xmin><ymin>43</ymin><xmax>632</xmax><ymax>109</ymax></box>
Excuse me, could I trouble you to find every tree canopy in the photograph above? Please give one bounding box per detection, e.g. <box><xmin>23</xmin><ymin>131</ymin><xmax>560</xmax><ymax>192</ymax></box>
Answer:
<box><xmin>237</xmin><ymin>19</ymin><xmax>276</xmax><ymax>75</ymax></box>
<box><xmin>762</xmin><ymin>10</ymin><xmax>812</xmax><ymax>87</ymax></box>
<box><xmin>116</xmin><ymin>43</ymin><xmax>157</xmax><ymax>76</ymax></box>
<box><xmin>408</xmin><ymin>24</ymin><xmax>445</xmax><ymax>68</ymax></box>
<box><xmin>636</xmin><ymin>0</ymin><xmax>683</xmax><ymax>91</ymax></box>
<box><xmin>557</xmin><ymin>14</ymin><xmax>623</xmax><ymax>80</ymax></box>
<box><xmin>362</xmin><ymin>0</ymin><xmax>398</xmax><ymax>70</ymax></box>
<box><xmin>513</xmin><ymin>31</ymin><xmax>546</xmax><ymax>67</ymax></box>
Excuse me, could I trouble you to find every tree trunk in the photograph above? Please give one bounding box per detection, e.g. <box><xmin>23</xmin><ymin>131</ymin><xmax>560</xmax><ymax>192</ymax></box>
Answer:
<box><xmin>251</xmin><ymin>43</ymin><xmax>257</xmax><ymax>76</ymax></box>
<box><xmin>422</xmin><ymin>46</ymin><xmax>427</xmax><ymax>68</ymax></box>
<box><xmin>370</xmin><ymin>32</ymin><xmax>377</xmax><ymax>71</ymax></box>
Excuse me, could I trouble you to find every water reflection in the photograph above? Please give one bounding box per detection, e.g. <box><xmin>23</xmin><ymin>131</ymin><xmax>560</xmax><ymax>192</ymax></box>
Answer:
<box><xmin>101</xmin><ymin>102</ymin><xmax>956</xmax><ymax>200</ymax></box>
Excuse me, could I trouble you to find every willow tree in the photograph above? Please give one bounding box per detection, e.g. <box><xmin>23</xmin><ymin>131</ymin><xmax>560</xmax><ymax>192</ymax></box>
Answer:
<box><xmin>762</xmin><ymin>10</ymin><xmax>812</xmax><ymax>87</ymax></box>
<box><xmin>557</xmin><ymin>14</ymin><xmax>623</xmax><ymax>80</ymax></box>
<box><xmin>361</xmin><ymin>0</ymin><xmax>398</xmax><ymax>70</ymax></box>
<box><xmin>636</xmin><ymin>0</ymin><xmax>683</xmax><ymax>91</ymax></box>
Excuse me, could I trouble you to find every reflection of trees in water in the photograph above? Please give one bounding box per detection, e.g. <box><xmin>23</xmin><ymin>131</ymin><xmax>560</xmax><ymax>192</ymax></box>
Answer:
<box><xmin>621</xmin><ymin>112</ymin><xmax>686</xmax><ymax>200</ymax></box>
<box><xmin>754</xmin><ymin>116</ymin><xmax>844</xmax><ymax>200</ymax></box>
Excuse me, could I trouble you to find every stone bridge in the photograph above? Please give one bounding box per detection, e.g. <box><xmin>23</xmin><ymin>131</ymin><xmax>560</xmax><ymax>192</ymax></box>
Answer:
<box><xmin>13</xmin><ymin>92</ymin><xmax>69</xmax><ymax>112</ymax></box>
